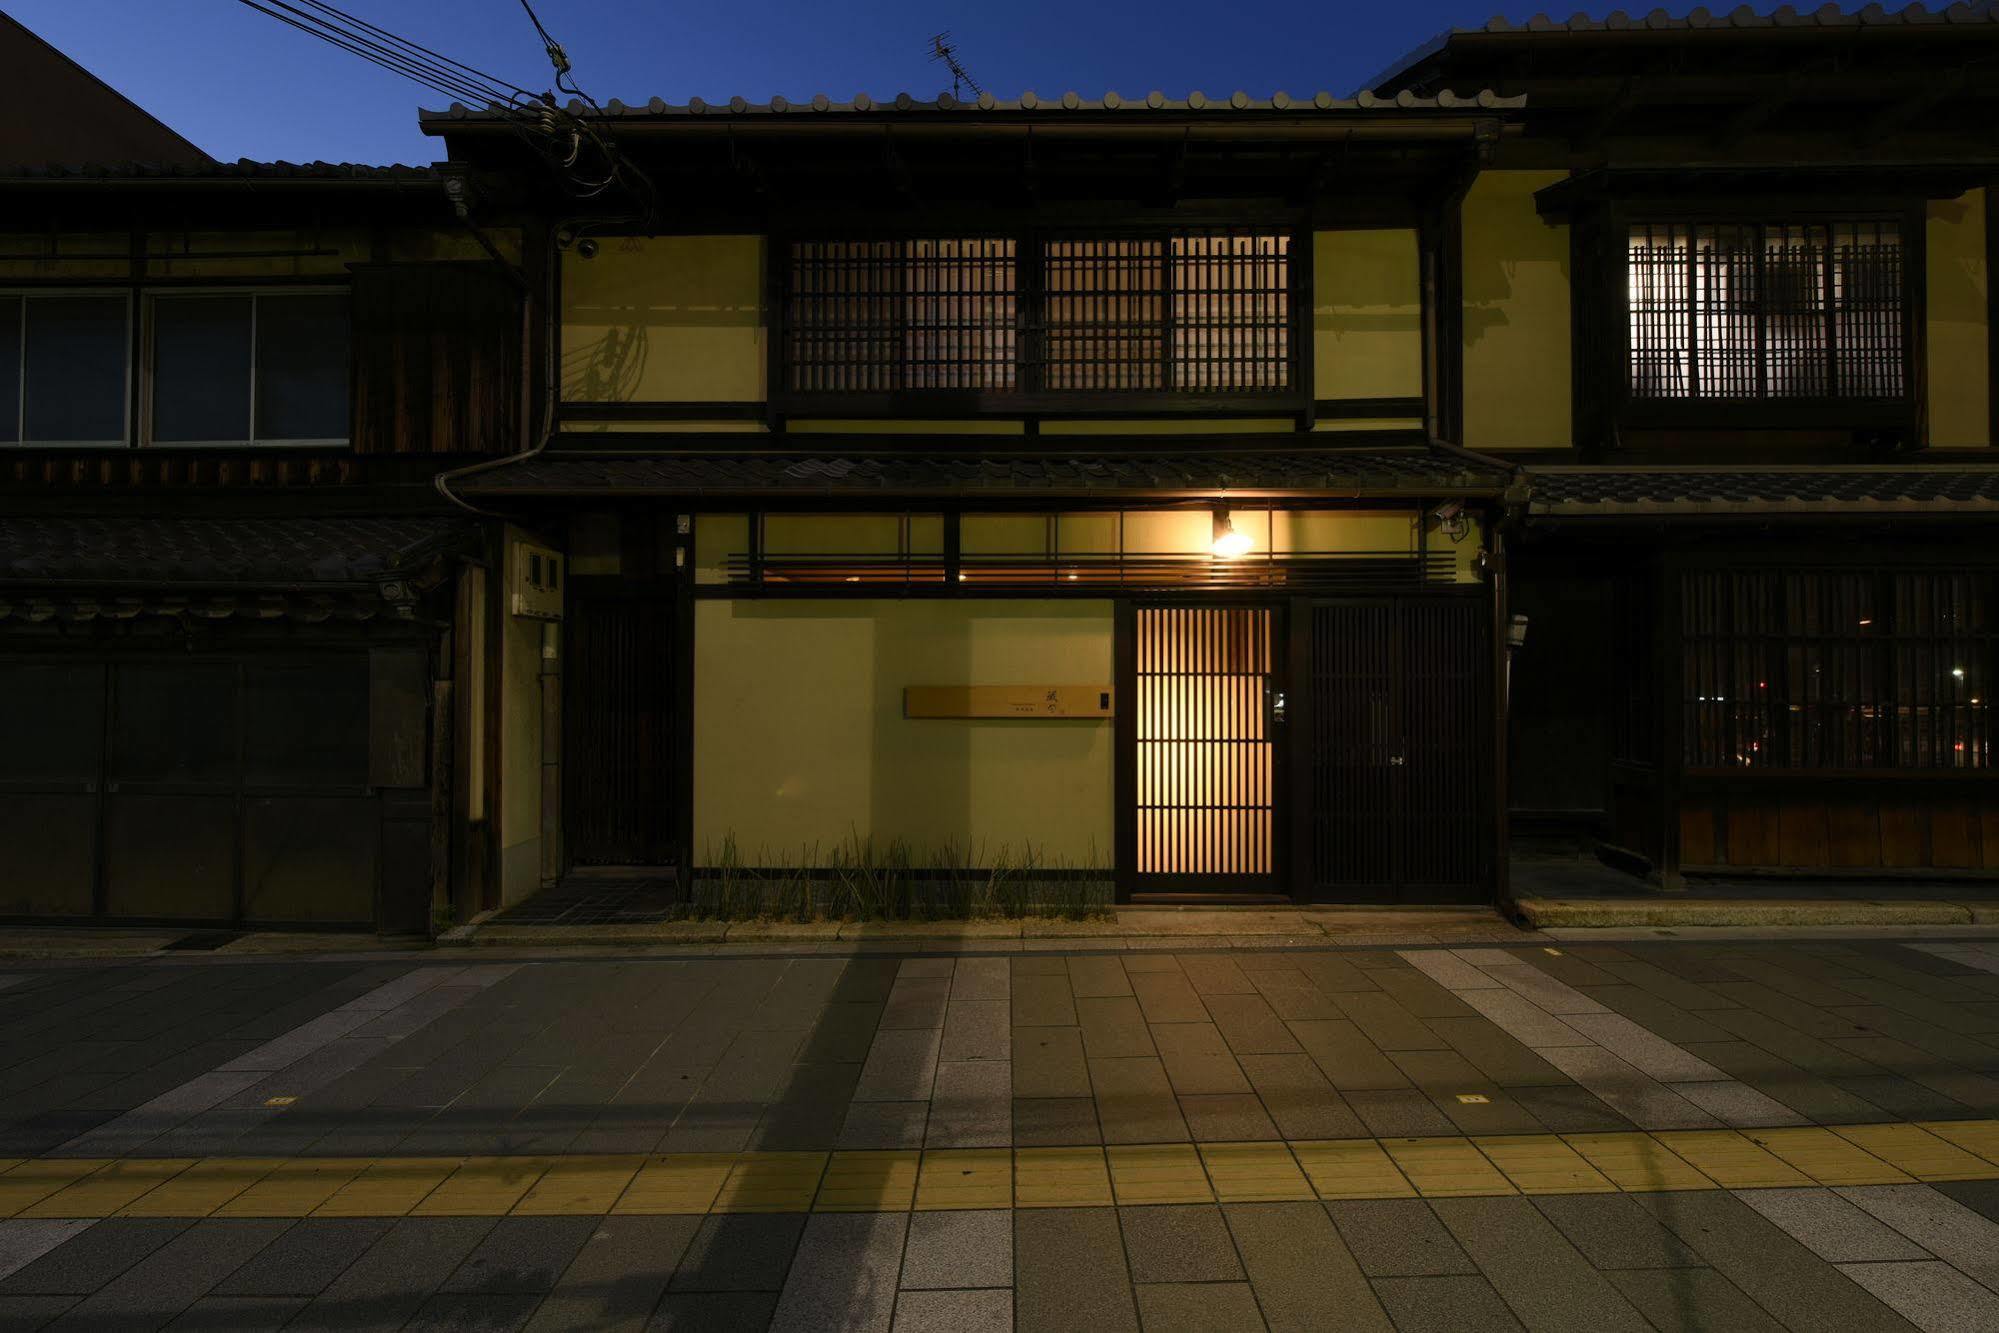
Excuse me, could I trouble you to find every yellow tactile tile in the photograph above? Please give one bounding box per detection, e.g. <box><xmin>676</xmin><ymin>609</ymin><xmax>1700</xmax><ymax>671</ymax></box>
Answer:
<box><xmin>1106</xmin><ymin>1144</ymin><xmax>1212</xmax><ymax>1206</ymax></box>
<box><xmin>713</xmin><ymin>1152</ymin><xmax>827</xmax><ymax>1213</ymax></box>
<box><xmin>1473</xmin><ymin>1136</ymin><xmax>1616</xmax><ymax>1195</ymax></box>
<box><xmin>1291</xmin><ymin>1139</ymin><xmax>1415</xmax><ymax>1200</ymax></box>
<box><xmin>1746</xmin><ymin>1127</ymin><xmax>1911</xmax><ymax>1187</ymax></box>
<box><xmin>17</xmin><ymin>1159</ymin><xmax>192</xmax><ymax>1218</ymax></box>
<box><xmin>1013</xmin><ymin>1147</ymin><xmax>1113</xmax><ymax>1208</ymax></box>
<box><xmin>1198</xmin><ymin>1142</ymin><xmax>1313</xmax><ymax>1203</ymax></box>
<box><xmin>1830</xmin><ymin>1124</ymin><xmax>1999</xmax><ymax>1182</ymax></box>
<box><xmin>314</xmin><ymin>1158</ymin><xmax>461</xmax><ymax>1217</ymax></box>
<box><xmin>1561</xmin><ymin>1133</ymin><xmax>1714</xmax><ymax>1193</ymax></box>
<box><xmin>1651</xmin><ymin>1131</ymin><xmax>1812</xmax><ymax>1190</ymax></box>
<box><xmin>1918</xmin><ymin>1119</ymin><xmax>1999</xmax><ymax>1168</ymax></box>
<box><xmin>613</xmin><ymin>1155</ymin><xmax>735</xmax><ymax>1215</ymax></box>
<box><xmin>814</xmin><ymin>1152</ymin><xmax>919</xmax><ymax>1212</ymax></box>
<box><xmin>412</xmin><ymin>1157</ymin><xmax>553</xmax><ymax>1216</ymax></box>
<box><xmin>118</xmin><ymin>1158</ymin><xmax>286</xmax><ymax>1217</ymax></box>
<box><xmin>915</xmin><ymin>1149</ymin><xmax>1013</xmax><ymax>1211</ymax></box>
<box><xmin>0</xmin><ymin>1159</ymin><xmax>111</xmax><ymax>1218</ymax></box>
<box><xmin>1383</xmin><ymin>1137</ymin><xmax>1515</xmax><ymax>1198</ymax></box>
<box><xmin>216</xmin><ymin>1158</ymin><xmax>371</xmax><ymax>1217</ymax></box>
<box><xmin>515</xmin><ymin>1156</ymin><xmax>644</xmax><ymax>1215</ymax></box>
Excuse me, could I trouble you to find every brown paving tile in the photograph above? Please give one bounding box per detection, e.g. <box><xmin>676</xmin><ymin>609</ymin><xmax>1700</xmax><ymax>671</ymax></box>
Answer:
<box><xmin>1293</xmin><ymin>954</ymin><xmax>1381</xmax><ymax>994</ymax></box>
<box><xmin>1245</xmin><ymin>970</ymin><xmax>1342</xmax><ymax>1022</ymax></box>
<box><xmin>1371</xmin><ymin>970</ymin><xmax>1478</xmax><ymax>1020</ymax></box>
<box><xmin>1131</xmin><ymin>973</ymin><xmax>1209</xmax><ymax>1025</ymax></box>
<box><xmin>1012</xmin><ymin>974</ymin><xmax>1078</xmax><ymax>1028</ymax></box>
<box><xmin>1677</xmin><ymin>1040</ymin><xmax>1887</xmax><ymax>1125</ymax></box>
<box><xmin>1013</xmin><ymin>1096</ymin><xmax>1102</xmax><ymax>1146</ymax></box>
<box><xmin>1288</xmin><ymin>1020</ymin><xmax>1408</xmax><ymax>1091</ymax></box>
<box><xmin>1076</xmin><ymin>997</ymin><xmax>1155</xmax><ymax>1061</ymax></box>
<box><xmin>1344</xmin><ymin>1088</ymin><xmax>1459</xmax><ymax>1137</ymax></box>
<box><xmin>1828</xmin><ymin>1036</ymin><xmax>1999</xmax><ymax>1113</ymax></box>
<box><xmin>1238</xmin><ymin>1053</ymin><xmax>1369</xmax><ymax>1140</ymax></box>
<box><xmin>1088</xmin><ymin>1057</ymin><xmax>1190</xmax><ymax>1143</ymax></box>
<box><xmin>1579</xmin><ymin>985</ymin><xmax>1740</xmax><ymax>1044</ymax></box>
<box><xmin>1575</xmin><ymin>951</ymin><xmax>1741</xmax><ymax>1011</ymax></box>
<box><xmin>1426</xmin><ymin>1016</ymin><xmax>1571</xmax><ymax>1088</ymax></box>
<box><xmin>1122</xmin><ymin>954</ymin><xmax>1185</xmax><ymax>974</ymax></box>
<box><xmin>1176</xmin><ymin>956</ymin><xmax>1257</xmax><ymax>996</ymax></box>
<box><xmin>1066</xmin><ymin>956</ymin><xmax>1133</xmax><ymax>999</ymax></box>
<box><xmin>1178</xmin><ymin>1094</ymin><xmax>1280</xmax><ymax>1141</ymax></box>
<box><xmin>1202</xmin><ymin>993</ymin><xmax>1302</xmax><ymax>1056</ymax></box>
<box><xmin>1013</xmin><ymin>1028</ymin><xmax>1091</xmax><ymax>1099</ymax></box>
<box><xmin>1332</xmin><ymin>992</ymin><xmax>1450</xmax><ymax>1052</ymax></box>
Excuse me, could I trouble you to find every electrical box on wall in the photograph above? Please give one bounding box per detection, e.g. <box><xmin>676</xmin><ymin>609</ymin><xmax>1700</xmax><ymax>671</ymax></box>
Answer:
<box><xmin>511</xmin><ymin>543</ymin><xmax>564</xmax><ymax>620</ymax></box>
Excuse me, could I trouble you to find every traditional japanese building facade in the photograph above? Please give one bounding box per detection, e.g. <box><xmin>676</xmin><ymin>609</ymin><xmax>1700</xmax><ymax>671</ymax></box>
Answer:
<box><xmin>2</xmin><ymin>7</ymin><xmax>1995</xmax><ymax>932</ymax></box>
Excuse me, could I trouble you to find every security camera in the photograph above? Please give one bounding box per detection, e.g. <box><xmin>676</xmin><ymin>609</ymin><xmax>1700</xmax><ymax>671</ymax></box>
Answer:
<box><xmin>575</xmin><ymin>238</ymin><xmax>599</xmax><ymax>259</ymax></box>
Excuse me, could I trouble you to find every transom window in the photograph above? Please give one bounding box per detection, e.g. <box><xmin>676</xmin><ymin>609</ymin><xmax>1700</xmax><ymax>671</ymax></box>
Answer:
<box><xmin>784</xmin><ymin>230</ymin><xmax>1293</xmax><ymax>399</ymax></box>
<box><xmin>1627</xmin><ymin>219</ymin><xmax>1905</xmax><ymax>401</ymax></box>
<box><xmin>0</xmin><ymin>288</ymin><xmax>349</xmax><ymax>447</ymax></box>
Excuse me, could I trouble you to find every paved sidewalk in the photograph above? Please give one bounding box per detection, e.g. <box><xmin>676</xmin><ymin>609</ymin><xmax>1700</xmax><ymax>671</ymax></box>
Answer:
<box><xmin>0</xmin><ymin>938</ymin><xmax>1998</xmax><ymax>1328</ymax></box>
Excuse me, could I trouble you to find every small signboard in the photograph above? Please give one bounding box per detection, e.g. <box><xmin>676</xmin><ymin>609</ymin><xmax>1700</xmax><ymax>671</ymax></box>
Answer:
<box><xmin>904</xmin><ymin>685</ymin><xmax>1114</xmax><ymax>719</ymax></box>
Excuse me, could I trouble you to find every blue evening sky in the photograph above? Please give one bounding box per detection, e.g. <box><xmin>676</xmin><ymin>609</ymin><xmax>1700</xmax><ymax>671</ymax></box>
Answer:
<box><xmin>9</xmin><ymin>2</ymin><xmax>1867</xmax><ymax>165</ymax></box>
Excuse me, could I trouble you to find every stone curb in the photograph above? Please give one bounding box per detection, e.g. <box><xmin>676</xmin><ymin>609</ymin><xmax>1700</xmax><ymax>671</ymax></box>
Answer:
<box><xmin>1516</xmin><ymin>897</ymin><xmax>1984</xmax><ymax>928</ymax></box>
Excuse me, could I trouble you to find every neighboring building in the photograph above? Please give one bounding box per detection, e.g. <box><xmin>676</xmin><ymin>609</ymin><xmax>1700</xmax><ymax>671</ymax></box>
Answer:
<box><xmin>2</xmin><ymin>7</ymin><xmax>1995</xmax><ymax>933</ymax></box>
<box><xmin>1369</xmin><ymin>5</ymin><xmax>1999</xmax><ymax>885</ymax></box>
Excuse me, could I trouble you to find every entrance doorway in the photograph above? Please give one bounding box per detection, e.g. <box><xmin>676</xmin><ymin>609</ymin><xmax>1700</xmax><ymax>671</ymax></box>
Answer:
<box><xmin>563</xmin><ymin>581</ymin><xmax>678</xmax><ymax>867</ymax></box>
<box><xmin>1124</xmin><ymin>603</ymin><xmax>1287</xmax><ymax>897</ymax></box>
<box><xmin>1306</xmin><ymin>596</ymin><xmax>1492</xmax><ymax>901</ymax></box>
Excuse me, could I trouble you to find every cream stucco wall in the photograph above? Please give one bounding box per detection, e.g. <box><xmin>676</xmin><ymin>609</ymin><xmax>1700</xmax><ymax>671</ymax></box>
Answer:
<box><xmin>1927</xmin><ymin>188</ymin><xmax>1991</xmax><ymax>449</ymax></box>
<box><xmin>498</xmin><ymin>530</ymin><xmax>546</xmax><ymax>906</ymax></box>
<box><xmin>694</xmin><ymin>599</ymin><xmax>1114</xmax><ymax>866</ymax></box>
<box><xmin>561</xmin><ymin>234</ymin><xmax>765</xmax><ymax>402</ymax></box>
<box><xmin>1314</xmin><ymin>229</ymin><xmax>1424</xmax><ymax>402</ymax></box>
<box><xmin>1461</xmin><ymin>171</ymin><xmax>1572</xmax><ymax>451</ymax></box>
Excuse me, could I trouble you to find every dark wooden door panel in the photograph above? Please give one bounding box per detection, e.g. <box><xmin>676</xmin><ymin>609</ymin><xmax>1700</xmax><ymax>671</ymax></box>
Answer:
<box><xmin>565</xmin><ymin>586</ymin><xmax>677</xmax><ymax>866</ymax></box>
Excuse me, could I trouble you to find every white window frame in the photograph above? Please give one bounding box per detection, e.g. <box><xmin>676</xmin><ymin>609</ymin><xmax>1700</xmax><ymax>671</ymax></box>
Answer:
<box><xmin>0</xmin><ymin>288</ymin><xmax>135</xmax><ymax>448</ymax></box>
<box><xmin>141</xmin><ymin>286</ymin><xmax>351</xmax><ymax>449</ymax></box>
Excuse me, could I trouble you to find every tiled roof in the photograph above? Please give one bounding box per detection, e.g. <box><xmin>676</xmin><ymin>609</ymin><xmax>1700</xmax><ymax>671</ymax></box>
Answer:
<box><xmin>460</xmin><ymin>448</ymin><xmax>1516</xmax><ymax>498</ymax></box>
<box><xmin>1528</xmin><ymin>466</ymin><xmax>1999</xmax><ymax>516</ymax></box>
<box><xmin>0</xmin><ymin>515</ymin><xmax>473</xmax><ymax>586</ymax></box>
<box><xmin>422</xmin><ymin>88</ymin><xmax>1523</xmax><ymax>125</ymax></box>
<box><xmin>0</xmin><ymin>160</ymin><xmax>438</xmax><ymax>181</ymax></box>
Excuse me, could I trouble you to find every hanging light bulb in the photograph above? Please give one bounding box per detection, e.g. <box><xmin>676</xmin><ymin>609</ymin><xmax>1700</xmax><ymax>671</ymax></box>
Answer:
<box><xmin>1210</xmin><ymin>508</ymin><xmax>1253</xmax><ymax>559</ymax></box>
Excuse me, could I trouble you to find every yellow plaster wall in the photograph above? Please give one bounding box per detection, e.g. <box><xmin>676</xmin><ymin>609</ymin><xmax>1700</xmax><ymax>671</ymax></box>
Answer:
<box><xmin>1461</xmin><ymin>171</ymin><xmax>1572</xmax><ymax>451</ymax></box>
<box><xmin>498</xmin><ymin>529</ymin><xmax>547</xmax><ymax>905</ymax></box>
<box><xmin>562</xmin><ymin>234</ymin><xmax>765</xmax><ymax>403</ymax></box>
<box><xmin>1313</xmin><ymin>229</ymin><xmax>1423</xmax><ymax>402</ymax></box>
<box><xmin>694</xmin><ymin>599</ymin><xmax>1114</xmax><ymax>864</ymax></box>
<box><xmin>1927</xmin><ymin>188</ymin><xmax>1991</xmax><ymax>449</ymax></box>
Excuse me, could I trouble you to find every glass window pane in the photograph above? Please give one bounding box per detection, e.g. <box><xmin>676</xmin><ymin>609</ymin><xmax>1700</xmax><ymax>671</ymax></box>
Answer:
<box><xmin>23</xmin><ymin>295</ymin><xmax>127</xmax><ymax>441</ymax></box>
<box><xmin>0</xmin><ymin>296</ymin><xmax>19</xmax><ymax>443</ymax></box>
<box><xmin>254</xmin><ymin>294</ymin><xmax>350</xmax><ymax>440</ymax></box>
<box><xmin>152</xmin><ymin>295</ymin><xmax>252</xmax><ymax>442</ymax></box>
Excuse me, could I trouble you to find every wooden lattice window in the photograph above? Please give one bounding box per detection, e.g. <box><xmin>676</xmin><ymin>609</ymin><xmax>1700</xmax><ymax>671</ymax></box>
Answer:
<box><xmin>1628</xmin><ymin>220</ymin><xmax>1904</xmax><ymax>401</ymax></box>
<box><xmin>1681</xmin><ymin>568</ymin><xmax>1997</xmax><ymax>771</ymax></box>
<box><xmin>784</xmin><ymin>230</ymin><xmax>1291</xmax><ymax>398</ymax></box>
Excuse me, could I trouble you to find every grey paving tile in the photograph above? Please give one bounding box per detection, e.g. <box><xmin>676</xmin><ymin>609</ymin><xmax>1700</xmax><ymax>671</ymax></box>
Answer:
<box><xmin>1933</xmin><ymin>1181</ymin><xmax>1999</xmax><ymax>1227</ymax></box>
<box><xmin>1681</xmin><ymin>1040</ymin><xmax>1891</xmax><ymax>1124</ymax></box>
<box><xmin>524</xmin><ymin>1216</ymin><xmax>698</xmax><ymax>1333</ymax></box>
<box><xmin>899</xmin><ymin>1210</ymin><xmax>1012</xmax><ymax>1290</ymax></box>
<box><xmin>1287</xmin><ymin>1020</ymin><xmax>1407</xmax><ymax>1091</ymax></box>
<box><xmin>441</xmin><ymin>1218</ymin><xmax>600</xmax><ymax>1294</ymax></box>
<box><xmin>1013</xmin><ymin>1027</ymin><xmax>1091</xmax><ymax>1100</ymax></box>
<box><xmin>1078</xmin><ymin>997</ymin><xmax>1156</xmax><ymax>1060</ymax></box>
<box><xmin>769</xmin><ymin>1212</ymin><xmax>905</xmax><ymax>1333</ymax></box>
<box><xmin>839</xmin><ymin>1100</ymin><xmax>929</xmax><ymax>1150</ymax></box>
<box><xmin>1531</xmin><ymin>1194</ymin><xmax>1702</xmax><ymax>1270</ymax></box>
<box><xmin>1831</xmin><ymin>1037</ymin><xmax>1999</xmax><ymax>1114</ymax></box>
<box><xmin>950</xmin><ymin>957</ymin><xmax>1010</xmax><ymax>1002</ymax></box>
<box><xmin>290</xmin><ymin>1218</ymin><xmax>497</xmax><ymax>1333</ymax></box>
<box><xmin>799</xmin><ymin>1003</ymin><xmax>885</xmax><ymax>1063</ymax></box>
<box><xmin>1602</xmin><ymin>1267</ymin><xmax>1786</xmax><ymax>1333</ymax></box>
<box><xmin>1089</xmin><ymin>1056</ymin><xmax>1190</xmax><ymax>1143</ymax></box>
<box><xmin>927</xmin><ymin>1061</ymin><xmax>1011</xmax><ymax>1148</ymax></box>
<box><xmin>1701</xmin><ymin>1008</ymin><xmax>1885</xmax><ymax>1081</ymax></box>
<box><xmin>1345</xmin><ymin>1088</ymin><xmax>1459</xmax><ymax>1138</ymax></box>
<box><xmin>404</xmin><ymin>1292</ymin><xmax>541</xmax><ymax>1331</ymax></box>
<box><xmin>1674</xmin><ymin>1079</ymin><xmax>1812</xmax><ymax>1128</ymax></box>
<box><xmin>880</xmin><ymin>978</ymin><xmax>951</xmax><ymax>1031</ymax></box>
<box><xmin>1582</xmin><ymin>984</ymin><xmax>1741</xmax><ymax>1044</ymax></box>
<box><xmin>751</xmin><ymin>1060</ymin><xmax>865</xmax><ymax>1150</ymax></box>
<box><xmin>1132</xmin><ymin>1282</ymin><xmax>1263</xmax><ymax>1332</ymax></box>
<box><xmin>1837</xmin><ymin>1259</ymin><xmax>1999</xmax><ymax>1333</ymax></box>
<box><xmin>1372</xmin><ymin>1274</ymin><xmax>1525</xmax><ymax>1332</ymax></box>
<box><xmin>1480</xmin><ymin>961</ymin><xmax>1614</xmax><ymax>1015</ymax></box>
<box><xmin>1224</xmin><ymin>1200</ymin><xmax>1389</xmax><ymax>1333</ymax></box>
<box><xmin>892</xmin><ymin>1288</ymin><xmax>1010</xmax><ymax>1332</ymax></box>
<box><xmin>1015</xmin><ymin>1208</ymin><xmax>1138</xmax><ymax>1333</ymax></box>
<box><xmin>1561</xmin><ymin>1011</ymin><xmax>1730</xmax><ymax>1082</ymax></box>
<box><xmin>1130</xmin><ymin>973</ymin><xmax>1208</xmax><ymax>1024</ymax></box>
<box><xmin>1013</xmin><ymin>974</ymin><xmax>1078</xmax><ymax>1027</ymax></box>
<box><xmin>1459</xmin><ymin>987</ymin><xmax>1591</xmax><ymax>1048</ymax></box>
<box><xmin>1633</xmin><ymin>1191</ymin><xmax>1919</xmax><ymax>1332</ymax></box>
<box><xmin>853</xmin><ymin>1027</ymin><xmax>942</xmax><ymax>1103</ymax></box>
<box><xmin>1325</xmin><ymin>1200</ymin><xmax>1476</xmax><ymax>1278</ymax></box>
<box><xmin>1736</xmin><ymin>1189</ymin><xmax>1932</xmax><ymax>1264</ymax></box>
<box><xmin>1398</xmin><ymin>949</ymin><xmax>1505</xmax><ymax>992</ymax></box>
<box><xmin>1432</xmin><ymin>1195</ymin><xmax>1654</xmax><ymax>1333</ymax></box>
<box><xmin>647</xmin><ymin>1291</ymin><xmax>777</xmax><ymax>1331</ymax></box>
<box><xmin>1835</xmin><ymin>1184</ymin><xmax>1999</xmax><ymax>1295</ymax></box>
<box><xmin>1012</xmin><ymin>1096</ymin><xmax>1101</xmax><ymax>1146</ymax></box>
<box><xmin>939</xmin><ymin>1000</ymin><xmax>1009</xmax><ymax>1064</ymax></box>
<box><xmin>0</xmin><ymin>1218</ymin><xmax>190</xmax><ymax>1296</ymax></box>
<box><xmin>1179</xmin><ymin>1093</ymin><xmax>1280</xmax><ymax>1141</ymax></box>
<box><xmin>43</xmin><ymin>1219</ymin><xmax>291</xmax><ymax>1331</ymax></box>
<box><xmin>1537</xmin><ymin>1046</ymin><xmax>1720</xmax><ymax>1131</ymax></box>
<box><xmin>669</xmin><ymin>1215</ymin><xmax>806</xmax><ymax>1292</ymax></box>
<box><xmin>1067</xmin><ymin>955</ymin><xmax>1133</xmax><ymax>999</ymax></box>
<box><xmin>1237</xmin><ymin>1053</ymin><xmax>1367</xmax><ymax>1140</ymax></box>
<box><xmin>164</xmin><ymin>1294</ymin><xmax>312</xmax><ymax>1330</ymax></box>
<box><xmin>1833</xmin><ymin>1074</ymin><xmax>1980</xmax><ymax>1121</ymax></box>
<box><xmin>0</xmin><ymin>1222</ymin><xmax>94</xmax><ymax>1285</ymax></box>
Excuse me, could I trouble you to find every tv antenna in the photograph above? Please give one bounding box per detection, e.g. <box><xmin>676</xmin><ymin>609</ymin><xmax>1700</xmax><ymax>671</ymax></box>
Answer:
<box><xmin>928</xmin><ymin>32</ymin><xmax>984</xmax><ymax>100</ymax></box>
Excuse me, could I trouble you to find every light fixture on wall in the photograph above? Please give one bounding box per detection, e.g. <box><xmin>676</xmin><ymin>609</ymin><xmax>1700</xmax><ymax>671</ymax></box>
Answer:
<box><xmin>1210</xmin><ymin>508</ymin><xmax>1253</xmax><ymax>560</ymax></box>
